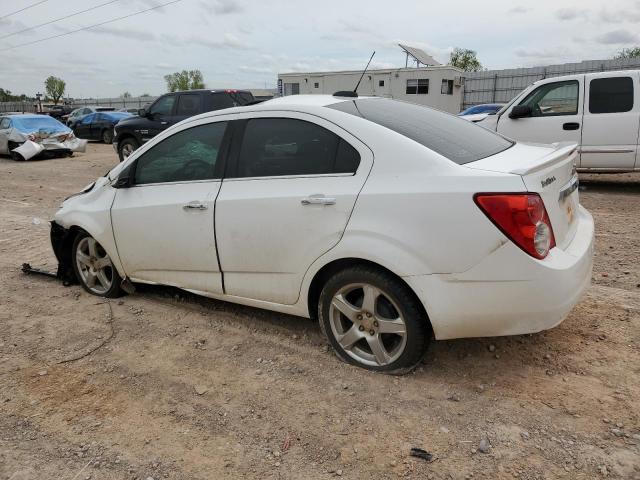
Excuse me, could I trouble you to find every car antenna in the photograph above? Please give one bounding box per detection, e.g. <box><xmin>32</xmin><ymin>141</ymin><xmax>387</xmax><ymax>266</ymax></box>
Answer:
<box><xmin>333</xmin><ymin>51</ymin><xmax>375</xmax><ymax>98</ymax></box>
<box><xmin>354</xmin><ymin>51</ymin><xmax>375</xmax><ymax>93</ymax></box>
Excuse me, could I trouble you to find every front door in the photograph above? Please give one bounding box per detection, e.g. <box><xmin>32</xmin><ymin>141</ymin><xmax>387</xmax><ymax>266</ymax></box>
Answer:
<box><xmin>497</xmin><ymin>77</ymin><xmax>584</xmax><ymax>160</ymax></box>
<box><xmin>74</xmin><ymin>113</ymin><xmax>96</xmax><ymax>140</ymax></box>
<box><xmin>580</xmin><ymin>72</ymin><xmax>640</xmax><ymax>169</ymax></box>
<box><xmin>144</xmin><ymin>94</ymin><xmax>177</xmax><ymax>141</ymax></box>
<box><xmin>215</xmin><ymin>113</ymin><xmax>373</xmax><ymax>305</ymax></box>
<box><xmin>111</xmin><ymin>120</ymin><xmax>229</xmax><ymax>293</ymax></box>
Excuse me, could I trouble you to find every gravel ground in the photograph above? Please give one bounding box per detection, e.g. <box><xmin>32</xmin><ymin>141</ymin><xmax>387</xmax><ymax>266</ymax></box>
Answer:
<box><xmin>0</xmin><ymin>144</ymin><xmax>638</xmax><ymax>480</ymax></box>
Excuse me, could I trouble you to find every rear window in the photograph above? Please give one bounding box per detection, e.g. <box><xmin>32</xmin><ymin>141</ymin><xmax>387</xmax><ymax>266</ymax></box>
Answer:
<box><xmin>328</xmin><ymin>98</ymin><xmax>513</xmax><ymax>165</ymax></box>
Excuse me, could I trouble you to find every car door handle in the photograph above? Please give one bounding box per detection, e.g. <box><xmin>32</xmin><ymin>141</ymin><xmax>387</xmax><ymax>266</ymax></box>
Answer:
<box><xmin>301</xmin><ymin>195</ymin><xmax>336</xmax><ymax>206</ymax></box>
<box><xmin>182</xmin><ymin>201</ymin><xmax>208</xmax><ymax>211</ymax></box>
<box><xmin>563</xmin><ymin>122</ymin><xmax>580</xmax><ymax>130</ymax></box>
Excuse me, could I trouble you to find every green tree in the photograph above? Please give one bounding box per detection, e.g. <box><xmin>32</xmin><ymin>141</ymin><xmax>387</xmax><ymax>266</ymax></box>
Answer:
<box><xmin>44</xmin><ymin>76</ymin><xmax>66</xmax><ymax>105</ymax></box>
<box><xmin>449</xmin><ymin>48</ymin><xmax>482</xmax><ymax>72</ymax></box>
<box><xmin>121</xmin><ymin>91</ymin><xmax>132</xmax><ymax>98</ymax></box>
<box><xmin>614</xmin><ymin>47</ymin><xmax>640</xmax><ymax>59</ymax></box>
<box><xmin>163</xmin><ymin>70</ymin><xmax>205</xmax><ymax>92</ymax></box>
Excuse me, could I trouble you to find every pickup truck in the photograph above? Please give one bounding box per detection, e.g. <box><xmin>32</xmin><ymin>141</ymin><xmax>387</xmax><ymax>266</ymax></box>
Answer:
<box><xmin>113</xmin><ymin>89</ymin><xmax>255</xmax><ymax>161</ymax></box>
<box><xmin>478</xmin><ymin>70</ymin><xmax>640</xmax><ymax>172</ymax></box>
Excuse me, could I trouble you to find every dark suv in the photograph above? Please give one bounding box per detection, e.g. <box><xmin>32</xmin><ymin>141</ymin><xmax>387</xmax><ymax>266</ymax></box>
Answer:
<box><xmin>113</xmin><ymin>89</ymin><xmax>255</xmax><ymax>161</ymax></box>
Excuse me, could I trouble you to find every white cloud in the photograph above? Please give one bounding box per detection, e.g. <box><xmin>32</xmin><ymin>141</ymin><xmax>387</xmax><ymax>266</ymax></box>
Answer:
<box><xmin>555</xmin><ymin>8</ymin><xmax>589</xmax><ymax>21</ymax></box>
<box><xmin>508</xmin><ymin>6</ymin><xmax>530</xmax><ymax>14</ymax></box>
<box><xmin>596</xmin><ymin>29</ymin><xmax>640</xmax><ymax>44</ymax></box>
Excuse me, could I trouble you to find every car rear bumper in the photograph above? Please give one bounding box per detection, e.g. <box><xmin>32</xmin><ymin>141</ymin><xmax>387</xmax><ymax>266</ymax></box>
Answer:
<box><xmin>404</xmin><ymin>205</ymin><xmax>594</xmax><ymax>340</ymax></box>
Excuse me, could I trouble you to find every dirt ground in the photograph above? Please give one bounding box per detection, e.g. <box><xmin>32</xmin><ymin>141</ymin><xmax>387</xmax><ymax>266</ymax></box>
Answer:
<box><xmin>0</xmin><ymin>143</ymin><xmax>638</xmax><ymax>480</ymax></box>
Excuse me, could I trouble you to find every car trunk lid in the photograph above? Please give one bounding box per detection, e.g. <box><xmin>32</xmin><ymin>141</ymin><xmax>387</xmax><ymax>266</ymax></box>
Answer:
<box><xmin>465</xmin><ymin>142</ymin><xmax>579</xmax><ymax>250</ymax></box>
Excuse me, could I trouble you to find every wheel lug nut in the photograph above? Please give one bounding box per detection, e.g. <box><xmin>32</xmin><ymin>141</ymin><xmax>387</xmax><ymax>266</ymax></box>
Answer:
<box><xmin>373</xmin><ymin>321</ymin><xmax>379</xmax><ymax>327</ymax></box>
<box><xmin>369</xmin><ymin>330</ymin><xmax>375</xmax><ymax>335</ymax></box>
<box><xmin>357</xmin><ymin>314</ymin><xmax>363</xmax><ymax>320</ymax></box>
<box><xmin>366</xmin><ymin>312</ymin><xmax>372</xmax><ymax>318</ymax></box>
<box><xmin>358</xmin><ymin>325</ymin><xmax>365</xmax><ymax>331</ymax></box>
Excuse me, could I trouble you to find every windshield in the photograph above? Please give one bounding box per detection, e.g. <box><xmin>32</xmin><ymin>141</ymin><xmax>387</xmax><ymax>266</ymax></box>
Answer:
<box><xmin>328</xmin><ymin>98</ymin><xmax>513</xmax><ymax>165</ymax></box>
<box><xmin>12</xmin><ymin>116</ymin><xmax>70</xmax><ymax>133</ymax></box>
<box><xmin>460</xmin><ymin>104</ymin><xmax>503</xmax><ymax>115</ymax></box>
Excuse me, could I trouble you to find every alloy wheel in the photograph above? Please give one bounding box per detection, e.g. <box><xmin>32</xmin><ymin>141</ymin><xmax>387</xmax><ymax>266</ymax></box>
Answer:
<box><xmin>75</xmin><ymin>237</ymin><xmax>114</xmax><ymax>295</ymax></box>
<box><xmin>329</xmin><ymin>283</ymin><xmax>408</xmax><ymax>367</ymax></box>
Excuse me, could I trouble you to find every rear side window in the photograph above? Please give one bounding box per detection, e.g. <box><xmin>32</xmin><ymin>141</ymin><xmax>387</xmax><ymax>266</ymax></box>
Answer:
<box><xmin>329</xmin><ymin>98</ymin><xmax>512</xmax><ymax>165</ymax></box>
<box><xmin>176</xmin><ymin>94</ymin><xmax>201</xmax><ymax>116</ymax></box>
<box><xmin>589</xmin><ymin>77</ymin><xmax>634</xmax><ymax>114</ymax></box>
<box><xmin>134</xmin><ymin>122</ymin><xmax>227</xmax><ymax>184</ymax></box>
<box><xmin>0</xmin><ymin>118</ymin><xmax>10</xmax><ymax>129</ymax></box>
<box><xmin>234</xmin><ymin>118</ymin><xmax>360</xmax><ymax>178</ymax></box>
<box><xmin>210</xmin><ymin>93</ymin><xmax>235</xmax><ymax>110</ymax></box>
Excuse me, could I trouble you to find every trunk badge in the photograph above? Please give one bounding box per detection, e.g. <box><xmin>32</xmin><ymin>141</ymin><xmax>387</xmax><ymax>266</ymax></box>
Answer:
<box><xmin>541</xmin><ymin>176</ymin><xmax>556</xmax><ymax>188</ymax></box>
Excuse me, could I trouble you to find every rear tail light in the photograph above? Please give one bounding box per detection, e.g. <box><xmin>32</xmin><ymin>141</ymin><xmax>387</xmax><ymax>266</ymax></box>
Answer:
<box><xmin>474</xmin><ymin>193</ymin><xmax>555</xmax><ymax>259</ymax></box>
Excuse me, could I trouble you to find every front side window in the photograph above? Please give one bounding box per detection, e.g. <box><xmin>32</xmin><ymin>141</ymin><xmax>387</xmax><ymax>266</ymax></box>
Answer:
<box><xmin>406</xmin><ymin>79</ymin><xmax>429</xmax><ymax>95</ymax></box>
<box><xmin>589</xmin><ymin>77</ymin><xmax>634</xmax><ymax>114</ymax></box>
<box><xmin>519</xmin><ymin>80</ymin><xmax>579</xmax><ymax>117</ymax></box>
<box><xmin>176</xmin><ymin>94</ymin><xmax>201</xmax><ymax>116</ymax></box>
<box><xmin>329</xmin><ymin>98</ymin><xmax>513</xmax><ymax>165</ymax></box>
<box><xmin>149</xmin><ymin>95</ymin><xmax>176</xmax><ymax>117</ymax></box>
<box><xmin>134</xmin><ymin>122</ymin><xmax>227</xmax><ymax>185</ymax></box>
<box><xmin>235</xmin><ymin>118</ymin><xmax>360</xmax><ymax>178</ymax></box>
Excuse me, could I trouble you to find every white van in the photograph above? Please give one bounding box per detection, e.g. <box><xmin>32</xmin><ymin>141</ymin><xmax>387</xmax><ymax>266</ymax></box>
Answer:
<box><xmin>478</xmin><ymin>70</ymin><xmax>640</xmax><ymax>172</ymax></box>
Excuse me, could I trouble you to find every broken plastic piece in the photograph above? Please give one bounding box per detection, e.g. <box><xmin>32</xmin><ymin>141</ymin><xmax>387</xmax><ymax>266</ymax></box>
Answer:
<box><xmin>409</xmin><ymin>447</ymin><xmax>433</xmax><ymax>461</ymax></box>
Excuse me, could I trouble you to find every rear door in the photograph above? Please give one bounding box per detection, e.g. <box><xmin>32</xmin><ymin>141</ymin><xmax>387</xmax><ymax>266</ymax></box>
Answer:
<box><xmin>215</xmin><ymin>112</ymin><xmax>373</xmax><ymax>305</ymax></box>
<box><xmin>0</xmin><ymin>117</ymin><xmax>11</xmax><ymax>153</ymax></box>
<box><xmin>174</xmin><ymin>92</ymin><xmax>203</xmax><ymax>123</ymax></box>
<box><xmin>497</xmin><ymin>77</ymin><xmax>584</xmax><ymax>152</ymax></box>
<box><xmin>580</xmin><ymin>72</ymin><xmax>639</xmax><ymax>169</ymax></box>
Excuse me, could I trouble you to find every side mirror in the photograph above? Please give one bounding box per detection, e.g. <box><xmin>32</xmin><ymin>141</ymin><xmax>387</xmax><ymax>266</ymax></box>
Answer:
<box><xmin>113</xmin><ymin>175</ymin><xmax>131</xmax><ymax>188</ymax></box>
<box><xmin>509</xmin><ymin>105</ymin><xmax>532</xmax><ymax>119</ymax></box>
<box><xmin>137</xmin><ymin>108</ymin><xmax>147</xmax><ymax>117</ymax></box>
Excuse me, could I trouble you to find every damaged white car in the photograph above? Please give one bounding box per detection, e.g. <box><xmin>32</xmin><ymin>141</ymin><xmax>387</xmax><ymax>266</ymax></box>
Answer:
<box><xmin>0</xmin><ymin>114</ymin><xmax>87</xmax><ymax>161</ymax></box>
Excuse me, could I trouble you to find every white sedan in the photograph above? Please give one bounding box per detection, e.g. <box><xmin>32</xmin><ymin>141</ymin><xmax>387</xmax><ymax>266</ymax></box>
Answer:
<box><xmin>50</xmin><ymin>94</ymin><xmax>594</xmax><ymax>373</ymax></box>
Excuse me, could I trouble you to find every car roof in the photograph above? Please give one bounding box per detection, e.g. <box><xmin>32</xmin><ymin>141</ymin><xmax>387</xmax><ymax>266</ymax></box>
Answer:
<box><xmin>4</xmin><ymin>113</ymin><xmax>53</xmax><ymax>119</ymax></box>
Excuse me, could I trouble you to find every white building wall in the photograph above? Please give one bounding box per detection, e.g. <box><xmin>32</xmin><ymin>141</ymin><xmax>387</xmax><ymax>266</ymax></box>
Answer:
<box><xmin>278</xmin><ymin>66</ymin><xmax>464</xmax><ymax>113</ymax></box>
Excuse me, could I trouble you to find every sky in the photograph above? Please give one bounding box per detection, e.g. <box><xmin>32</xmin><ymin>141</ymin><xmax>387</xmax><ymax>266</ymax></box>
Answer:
<box><xmin>0</xmin><ymin>0</ymin><xmax>639</xmax><ymax>98</ymax></box>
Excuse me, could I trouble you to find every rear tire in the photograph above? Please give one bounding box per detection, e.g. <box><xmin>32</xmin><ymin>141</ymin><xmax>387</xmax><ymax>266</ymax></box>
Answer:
<box><xmin>318</xmin><ymin>265</ymin><xmax>430</xmax><ymax>374</ymax></box>
<box><xmin>118</xmin><ymin>137</ymin><xmax>139</xmax><ymax>162</ymax></box>
<box><xmin>102</xmin><ymin>129</ymin><xmax>113</xmax><ymax>144</ymax></box>
<box><xmin>71</xmin><ymin>232</ymin><xmax>123</xmax><ymax>298</ymax></box>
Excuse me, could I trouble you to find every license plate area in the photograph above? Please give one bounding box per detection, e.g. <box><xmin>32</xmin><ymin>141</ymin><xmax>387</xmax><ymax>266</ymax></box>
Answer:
<box><xmin>559</xmin><ymin>175</ymin><xmax>579</xmax><ymax>225</ymax></box>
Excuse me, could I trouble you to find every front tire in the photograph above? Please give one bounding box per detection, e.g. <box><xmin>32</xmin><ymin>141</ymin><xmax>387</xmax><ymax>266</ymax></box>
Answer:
<box><xmin>118</xmin><ymin>137</ymin><xmax>139</xmax><ymax>162</ymax></box>
<box><xmin>318</xmin><ymin>266</ymin><xmax>430</xmax><ymax>374</ymax></box>
<box><xmin>72</xmin><ymin>232</ymin><xmax>123</xmax><ymax>298</ymax></box>
<box><xmin>8</xmin><ymin>142</ymin><xmax>24</xmax><ymax>161</ymax></box>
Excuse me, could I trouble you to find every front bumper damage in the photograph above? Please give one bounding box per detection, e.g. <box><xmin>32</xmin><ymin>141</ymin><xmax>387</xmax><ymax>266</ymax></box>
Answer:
<box><xmin>13</xmin><ymin>136</ymin><xmax>87</xmax><ymax>160</ymax></box>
